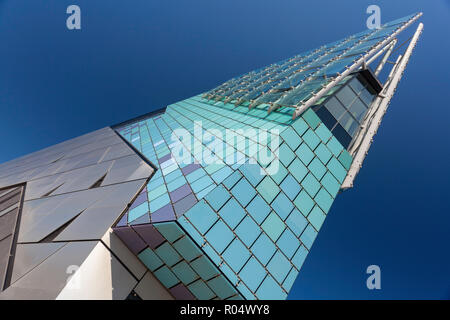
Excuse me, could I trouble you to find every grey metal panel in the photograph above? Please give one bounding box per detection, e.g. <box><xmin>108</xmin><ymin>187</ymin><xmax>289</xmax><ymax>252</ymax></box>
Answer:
<box><xmin>0</xmin><ymin>208</ymin><xmax>17</xmax><ymax>241</ymax></box>
<box><xmin>61</xmin><ymin>135</ymin><xmax>122</xmax><ymax>160</ymax></box>
<box><xmin>0</xmin><ymin>241</ymin><xmax>98</xmax><ymax>300</ymax></box>
<box><xmin>134</xmin><ymin>271</ymin><xmax>174</xmax><ymax>300</ymax></box>
<box><xmin>54</xmin><ymin>179</ymin><xmax>146</xmax><ymax>242</ymax></box>
<box><xmin>0</xmin><ymin>189</ymin><xmax>13</xmax><ymax>198</ymax></box>
<box><xmin>18</xmin><ymin>190</ymin><xmax>101</xmax><ymax>243</ymax></box>
<box><xmin>0</xmin><ymin>235</ymin><xmax>12</xmax><ymax>289</ymax></box>
<box><xmin>0</xmin><ymin>125</ymin><xmax>155</xmax><ymax>299</ymax></box>
<box><xmin>46</xmin><ymin>161</ymin><xmax>112</xmax><ymax>196</ymax></box>
<box><xmin>100</xmin><ymin>143</ymin><xmax>134</xmax><ymax>163</ymax></box>
<box><xmin>11</xmin><ymin>242</ymin><xmax>67</xmax><ymax>284</ymax></box>
<box><xmin>0</xmin><ymin>203</ymin><xmax>18</xmax><ymax>218</ymax></box>
<box><xmin>101</xmin><ymin>155</ymin><xmax>153</xmax><ymax>186</ymax></box>
<box><xmin>0</xmin><ymin>190</ymin><xmax>21</xmax><ymax>213</ymax></box>
<box><xmin>23</xmin><ymin>175</ymin><xmax>63</xmax><ymax>201</ymax></box>
<box><xmin>0</xmin><ymin>187</ymin><xmax>20</xmax><ymax>199</ymax></box>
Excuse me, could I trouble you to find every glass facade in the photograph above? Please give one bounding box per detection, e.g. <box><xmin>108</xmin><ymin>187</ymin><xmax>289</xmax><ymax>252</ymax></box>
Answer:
<box><xmin>113</xmin><ymin>96</ymin><xmax>353</xmax><ymax>299</ymax></box>
<box><xmin>203</xmin><ymin>13</ymin><xmax>415</xmax><ymax>111</ymax></box>
<box><xmin>312</xmin><ymin>72</ymin><xmax>377</xmax><ymax>148</ymax></box>
<box><xmin>111</xmin><ymin>13</ymin><xmax>419</xmax><ymax>300</ymax></box>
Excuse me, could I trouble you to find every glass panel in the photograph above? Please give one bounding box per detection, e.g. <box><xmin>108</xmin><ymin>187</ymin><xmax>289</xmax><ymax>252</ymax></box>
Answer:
<box><xmin>331</xmin><ymin>123</ymin><xmax>352</xmax><ymax>148</ymax></box>
<box><xmin>338</xmin><ymin>112</ymin><xmax>359</xmax><ymax>136</ymax></box>
<box><xmin>348</xmin><ymin>78</ymin><xmax>365</xmax><ymax>95</ymax></box>
<box><xmin>325</xmin><ymin>96</ymin><xmax>346</xmax><ymax>120</ymax></box>
<box><xmin>335</xmin><ymin>85</ymin><xmax>357</xmax><ymax>107</ymax></box>
<box><xmin>348</xmin><ymin>98</ymin><xmax>368</xmax><ymax>122</ymax></box>
<box><xmin>313</xmin><ymin>106</ymin><xmax>338</xmax><ymax>131</ymax></box>
<box><xmin>359</xmin><ymin>88</ymin><xmax>375</xmax><ymax>107</ymax></box>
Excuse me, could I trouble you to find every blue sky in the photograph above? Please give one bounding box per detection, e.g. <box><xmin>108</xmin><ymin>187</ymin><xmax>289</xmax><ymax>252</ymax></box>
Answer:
<box><xmin>0</xmin><ymin>0</ymin><xmax>449</xmax><ymax>299</ymax></box>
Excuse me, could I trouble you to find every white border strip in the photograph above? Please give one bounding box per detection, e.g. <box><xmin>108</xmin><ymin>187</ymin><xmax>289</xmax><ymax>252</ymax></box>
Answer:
<box><xmin>341</xmin><ymin>22</ymin><xmax>424</xmax><ymax>190</ymax></box>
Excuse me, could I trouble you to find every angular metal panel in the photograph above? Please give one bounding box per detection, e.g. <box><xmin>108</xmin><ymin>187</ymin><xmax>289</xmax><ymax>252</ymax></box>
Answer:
<box><xmin>0</xmin><ymin>241</ymin><xmax>98</xmax><ymax>300</ymax></box>
<box><xmin>101</xmin><ymin>155</ymin><xmax>153</xmax><ymax>186</ymax></box>
<box><xmin>54</xmin><ymin>179</ymin><xmax>147</xmax><ymax>241</ymax></box>
<box><xmin>11</xmin><ymin>242</ymin><xmax>67</xmax><ymax>284</ymax></box>
<box><xmin>0</xmin><ymin>208</ymin><xmax>18</xmax><ymax>241</ymax></box>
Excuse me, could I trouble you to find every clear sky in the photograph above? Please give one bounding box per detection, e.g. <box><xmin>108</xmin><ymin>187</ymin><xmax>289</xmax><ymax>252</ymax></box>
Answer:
<box><xmin>0</xmin><ymin>0</ymin><xmax>449</xmax><ymax>299</ymax></box>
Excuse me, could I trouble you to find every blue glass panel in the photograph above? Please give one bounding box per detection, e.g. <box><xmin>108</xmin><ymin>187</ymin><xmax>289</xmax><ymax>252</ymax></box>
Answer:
<box><xmin>205</xmin><ymin>219</ymin><xmax>234</xmax><ymax>253</ymax></box>
<box><xmin>235</xmin><ymin>216</ymin><xmax>261</xmax><ymax>246</ymax></box>
<box><xmin>300</xmin><ymin>224</ymin><xmax>318</xmax><ymax>250</ymax></box>
<box><xmin>239</xmin><ymin>257</ymin><xmax>267</xmax><ymax>291</ymax></box>
<box><xmin>256</xmin><ymin>275</ymin><xmax>287</xmax><ymax>300</ymax></box>
<box><xmin>277</xmin><ymin>228</ymin><xmax>300</xmax><ymax>259</ymax></box>
<box><xmin>205</xmin><ymin>184</ymin><xmax>230</xmax><ymax>211</ymax></box>
<box><xmin>271</xmin><ymin>192</ymin><xmax>294</xmax><ymax>220</ymax></box>
<box><xmin>222</xmin><ymin>239</ymin><xmax>251</xmax><ymax>272</ymax></box>
<box><xmin>280</xmin><ymin>174</ymin><xmax>301</xmax><ymax>201</ymax></box>
<box><xmin>231</xmin><ymin>178</ymin><xmax>256</xmax><ymax>207</ymax></box>
<box><xmin>184</xmin><ymin>200</ymin><xmax>218</xmax><ymax>234</ymax></box>
<box><xmin>246</xmin><ymin>195</ymin><xmax>271</xmax><ymax>224</ymax></box>
<box><xmin>219</xmin><ymin>198</ymin><xmax>246</xmax><ymax>229</ymax></box>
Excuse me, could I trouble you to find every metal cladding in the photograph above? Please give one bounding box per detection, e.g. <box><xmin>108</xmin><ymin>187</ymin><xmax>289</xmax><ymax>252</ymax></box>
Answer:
<box><xmin>0</xmin><ymin>127</ymin><xmax>171</xmax><ymax>300</ymax></box>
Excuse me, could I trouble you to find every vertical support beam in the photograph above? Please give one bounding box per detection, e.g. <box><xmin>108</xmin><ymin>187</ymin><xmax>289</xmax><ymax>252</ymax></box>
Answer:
<box><xmin>341</xmin><ymin>23</ymin><xmax>424</xmax><ymax>190</ymax></box>
<box><xmin>374</xmin><ymin>39</ymin><xmax>398</xmax><ymax>76</ymax></box>
<box><xmin>347</xmin><ymin>54</ymin><xmax>402</xmax><ymax>154</ymax></box>
<box><xmin>365</xmin><ymin>39</ymin><xmax>396</xmax><ymax>67</ymax></box>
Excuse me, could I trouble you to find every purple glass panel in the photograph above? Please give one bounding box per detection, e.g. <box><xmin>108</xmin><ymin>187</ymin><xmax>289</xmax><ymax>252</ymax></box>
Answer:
<box><xmin>112</xmin><ymin>226</ymin><xmax>147</xmax><ymax>255</ymax></box>
<box><xmin>158</xmin><ymin>153</ymin><xmax>172</xmax><ymax>164</ymax></box>
<box><xmin>115</xmin><ymin>213</ymin><xmax>128</xmax><ymax>227</ymax></box>
<box><xmin>181</xmin><ymin>163</ymin><xmax>201</xmax><ymax>176</ymax></box>
<box><xmin>132</xmin><ymin>223</ymin><xmax>165</xmax><ymax>249</ymax></box>
<box><xmin>170</xmin><ymin>283</ymin><xmax>196</xmax><ymax>300</ymax></box>
<box><xmin>129</xmin><ymin>192</ymin><xmax>147</xmax><ymax>210</ymax></box>
<box><xmin>150</xmin><ymin>204</ymin><xmax>176</xmax><ymax>223</ymax></box>
<box><xmin>173</xmin><ymin>193</ymin><xmax>198</xmax><ymax>217</ymax></box>
<box><xmin>169</xmin><ymin>184</ymin><xmax>192</xmax><ymax>203</ymax></box>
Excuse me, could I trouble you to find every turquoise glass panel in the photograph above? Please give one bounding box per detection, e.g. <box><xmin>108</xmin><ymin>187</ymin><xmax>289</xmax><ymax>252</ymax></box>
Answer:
<box><xmin>205</xmin><ymin>219</ymin><xmax>234</xmax><ymax>253</ymax></box>
<box><xmin>231</xmin><ymin>178</ymin><xmax>256</xmax><ymax>207</ymax></box>
<box><xmin>286</xmin><ymin>209</ymin><xmax>308</xmax><ymax>236</ymax></box>
<box><xmin>185</xmin><ymin>200</ymin><xmax>218</xmax><ymax>234</ymax></box>
<box><xmin>239</xmin><ymin>257</ymin><xmax>267</xmax><ymax>291</ymax></box>
<box><xmin>246</xmin><ymin>195</ymin><xmax>271</xmax><ymax>224</ymax></box>
<box><xmin>219</xmin><ymin>198</ymin><xmax>246</xmax><ymax>229</ymax></box>
<box><xmin>235</xmin><ymin>216</ymin><xmax>261</xmax><ymax>246</ymax></box>
<box><xmin>222</xmin><ymin>239</ymin><xmax>251</xmax><ymax>272</ymax></box>
<box><xmin>205</xmin><ymin>184</ymin><xmax>230</xmax><ymax>211</ymax></box>
<box><xmin>271</xmin><ymin>192</ymin><xmax>294</xmax><ymax>220</ymax></box>
<box><xmin>138</xmin><ymin>248</ymin><xmax>163</xmax><ymax>271</ymax></box>
<box><xmin>261</xmin><ymin>212</ymin><xmax>285</xmax><ymax>242</ymax></box>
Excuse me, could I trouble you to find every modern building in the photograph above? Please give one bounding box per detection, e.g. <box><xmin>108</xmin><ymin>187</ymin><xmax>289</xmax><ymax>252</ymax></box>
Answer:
<box><xmin>0</xmin><ymin>13</ymin><xmax>423</xmax><ymax>300</ymax></box>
